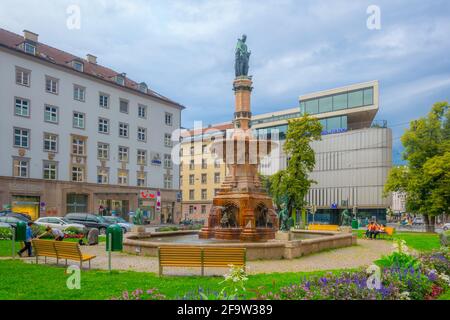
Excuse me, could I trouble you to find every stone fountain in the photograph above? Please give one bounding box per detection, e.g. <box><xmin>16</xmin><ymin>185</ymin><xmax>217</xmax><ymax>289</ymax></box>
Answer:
<box><xmin>199</xmin><ymin>35</ymin><xmax>278</xmax><ymax>241</ymax></box>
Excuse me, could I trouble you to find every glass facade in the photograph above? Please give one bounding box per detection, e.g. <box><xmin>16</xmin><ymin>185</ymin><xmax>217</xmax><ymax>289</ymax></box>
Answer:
<box><xmin>300</xmin><ymin>87</ymin><xmax>374</xmax><ymax>115</ymax></box>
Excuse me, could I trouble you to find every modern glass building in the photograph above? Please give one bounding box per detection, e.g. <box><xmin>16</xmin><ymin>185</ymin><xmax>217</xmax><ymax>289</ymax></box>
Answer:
<box><xmin>254</xmin><ymin>81</ymin><xmax>392</xmax><ymax>225</ymax></box>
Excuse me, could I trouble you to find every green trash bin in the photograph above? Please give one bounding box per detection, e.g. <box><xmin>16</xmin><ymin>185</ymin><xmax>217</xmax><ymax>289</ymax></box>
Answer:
<box><xmin>351</xmin><ymin>219</ymin><xmax>359</xmax><ymax>230</ymax></box>
<box><xmin>15</xmin><ymin>221</ymin><xmax>27</xmax><ymax>242</ymax></box>
<box><xmin>106</xmin><ymin>224</ymin><xmax>123</xmax><ymax>251</ymax></box>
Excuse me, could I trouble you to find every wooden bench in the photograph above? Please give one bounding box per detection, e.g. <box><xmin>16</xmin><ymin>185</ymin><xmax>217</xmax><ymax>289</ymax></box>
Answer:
<box><xmin>31</xmin><ymin>239</ymin><xmax>96</xmax><ymax>269</ymax></box>
<box><xmin>32</xmin><ymin>239</ymin><xmax>59</xmax><ymax>264</ymax></box>
<box><xmin>307</xmin><ymin>224</ymin><xmax>340</xmax><ymax>232</ymax></box>
<box><xmin>158</xmin><ymin>246</ymin><xmax>246</xmax><ymax>276</ymax></box>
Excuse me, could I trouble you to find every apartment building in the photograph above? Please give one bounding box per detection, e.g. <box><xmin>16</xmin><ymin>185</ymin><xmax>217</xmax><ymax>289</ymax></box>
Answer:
<box><xmin>0</xmin><ymin>28</ymin><xmax>183</xmax><ymax>223</ymax></box>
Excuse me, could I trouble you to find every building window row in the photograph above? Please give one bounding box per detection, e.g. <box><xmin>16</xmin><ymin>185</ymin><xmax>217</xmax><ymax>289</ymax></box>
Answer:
<box><xmin>14</xmin><ymin>67</ymin><xmax>174</xmax><ymax>124</ymax></box>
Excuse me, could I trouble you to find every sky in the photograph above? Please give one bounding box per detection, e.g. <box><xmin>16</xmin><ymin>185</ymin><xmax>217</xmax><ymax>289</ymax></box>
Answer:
<box><xmin>1</xmin><ymin>0</ymin><xmax>449</xmax><ymax>164</ymax></box>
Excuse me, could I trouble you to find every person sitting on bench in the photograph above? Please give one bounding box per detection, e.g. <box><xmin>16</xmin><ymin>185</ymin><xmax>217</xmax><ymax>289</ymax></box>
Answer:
<box><xmin>37</xmin><ymin>226</ymin><xmax>65</xmax><ymax>241</ymax></box>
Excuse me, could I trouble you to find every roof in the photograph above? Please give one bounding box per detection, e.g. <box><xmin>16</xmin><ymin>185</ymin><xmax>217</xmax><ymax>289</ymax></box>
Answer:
<box><xmin>0</xmin><ymin>28</ymin><xmax>185</xmax><ymax>109</ymax></box>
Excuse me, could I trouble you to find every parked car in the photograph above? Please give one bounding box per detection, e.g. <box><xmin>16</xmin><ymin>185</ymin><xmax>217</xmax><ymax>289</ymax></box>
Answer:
<box><xmin>413</xmin><ymin>217</ymin><xmax>424</xmax><ymax>225</ymax></box>
<box><xmin>0</xmin><ymin>222</ymin><xmax>12</xmax><ymax>229</ymax></box>
<box><xmin>34</xmin><ymin>217</ymin><xmax>86</xmax><ymax>233</ymax></box>
<box><xmin>102</xmin><ymin>216</ymin><xmax>134</xmax><ymax>233</ymax></box>
<box><xmin>0</xmin><ymin>211</ymin><xmax>31</xmax><ymax>221</ymax></box>
<box><xmin>0</xmin><ymin>216</ymin><xmax>23</xmax><ymax>228</ymax></box>
<box><xmin>64</xmin><ymin>213</ymin><xmax>111</xmax><ymax>234</ymax></box>
<box><xmin>443</xmin><ymin>223</ymin><xmax>450</xmax><ymax>231</ymax></box>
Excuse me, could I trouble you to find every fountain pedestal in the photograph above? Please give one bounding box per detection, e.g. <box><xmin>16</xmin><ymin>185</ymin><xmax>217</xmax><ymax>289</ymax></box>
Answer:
<box><xmin>199</xmin><ymin>75</ymin><xmax>278</xmax><ymax>242</ymax></box>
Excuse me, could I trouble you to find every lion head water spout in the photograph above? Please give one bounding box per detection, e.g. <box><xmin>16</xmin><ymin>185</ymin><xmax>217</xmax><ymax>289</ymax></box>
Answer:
<box><xmin>199</xmin><ymin>35</ymin><xmax>278</xmax><ymax>242</ymax></box>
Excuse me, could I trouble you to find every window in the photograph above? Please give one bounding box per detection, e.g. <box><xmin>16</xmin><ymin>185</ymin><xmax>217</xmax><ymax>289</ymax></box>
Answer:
<box><xmin>214</xmin><ymin>189</ymin><xmax>220</xmax><ymax>196</ymax></box>
<box><xmin>202</xmin><ymin>144</ymin><xmax>208</xmax><ymax>154</ymax></box>
<box><xmin>15</xmin><ymin>67</ymin><xmax>30</xmax><ymax>86</ymax></box>
<box><xmin>98</xmin><ymin>118</ymin><xmax>109</xmax><ymax>134</ymax></box>
<box><xmin>13</xmin><ymin>158</ymin><xmax>29</xmax><ymax>177</ymax></box>
<box><xmin>116</xmin><ymin>75</ymin><xmax>125</xmax><ymax>86</ymax></box>
<box><xmin>319</xmin><ymin>96</ymin><xmax>333</xmax><ymax>113</ymax></box>
<box><xmin>43</xmin><ymin>133</ymin><xmax>58</xmax><ymax>152</ymax></box>
<box><xmin>201</xmin><ymin>189</ymin><xmax>207</xmax><ymax>200</ymax></box>
<box><xmin>15</xmin><ymin>98</ymin><xmax>30</xmax><ymax>117</ymax></box>
<box><xmin>165</xmin><ymin>112</ymin><xmax>173</xmax><ymax>126</ymax></box>
<box><xmin>214</xmin><ymin>159</ymin><xmax>221</xmax><ymax>168</ymax></box>
<box><xmin>164</xmin><ymin>154</ymin><xmax>172</xmax><ymax>168</ymax></box>
<box><xmin>189</xmin><ymin>159</ymin><xmax>194</xmax><ymax>170</ymax></box>
<box><xmin>14</xmin><ymin>128</ymin><xmax>29</xmax><ymax>148</ymax></box>
<box><xmin>119</xmin><ymin>99</ymin><xmax>129</xmax><ymax>113</ymax></box>
<box><xmin>99</xmin><ymin>94</ymin><xmax>109</xmax><ymax>108</ymax></box>
<box><xmin>73</xmin><ymin>61</ymin><xmax>84</xmax><ymax>72</ymax></box>
<box><xmin>118</xmin><ymin>170</ymin><xmax>128</xmax><ymax>185</ymax></box>
<box><xmin>190</xmin><ymin>146</ymin><xmax>195</xmax><ymax>155</ymax></box>
<box><xmin>189</xmin><ymin>205</ymin><xmax>194</xmax><ymax>214</ymax></box>
<box><xmin>333</xmin><ymin>93</ymin><xmax>347</xmax><ymax>111</ymax></box>
<box><xmin>118</xmin><ymin>146</ymin><xmax>129</xmax><ymax>162</ymax></box>
<box><xmin>201</xmin><ymin>205</ymin><xmax>207</xmax><ymax>214</ymax></box>
<box><xmin>72</xmin><ymin>166</ymin><xmax>84</xmax><ymax>182</ymax></box>
<box><xmin>73</xmin><ymin>85</ymin><xmax>85</xmax><ymax>102</ymax></box>
<box><xmin>214</xmin><ymin>172</ymin><xmax>220</xmax><ymax>184</ymax></box>
<box><xmin>45</xmin><ymin>76</ymin><xmax>58</xmax><ymax>94</ymax></box>
<box><xmin>348</xmin><ymin>90</ymin><xmax>363</xmax><ymax>108</ymax></box>
<box><xmin>137</xmin><ymin>172</ymin><xmax>147</xmax><ymax>187</ymax></box>
<box><xmin>138</xmin><ymin>104</ymin><xmax>147</xmax><ymax>118</ymax></box>
<box><xmin>164</xmin><ymin>133</ymin><xmax>172</xmax><ymax>147</ymax></box>
<box><xmin>44</xmin><ymin>105</ymin><xmax>58</xmax><ymax>123</ymax></box>
<box><xmin>189</xmin><ymin>190</ymin><xmax>195</xmax><ymax>200</ymax></box>
<box><xmin>97</xmin><ymin>142</ymin><xmax>109</xmax><ymax>160</ymax></box>
<box><xmin>43</xmin><ymin>161</ymin><xmax>57</xmax><ymax>180</ymax></box>
<box><xmin>24</xmin><ymin>42</ymin><xmax>36</xmax><ymax>55</ymax></box>
<box><xmin>202</xmin><ymin>159</ymin><xmax>207</xmax><ymax>169</ymax></box>
<box><xmin>137</xmin><ymin>149</ymin><xmax>147</xmax><ymax>165</ymax></box>
<box><xmin>73</xmin><ymin>112</ymin><xmax>85</xmax><ymax>129</ymax></box>
<box><xmin>97</xmin><ymin>168</ymin><xmax>109</xmax><ymax>184</ymax></box>
<box><xmin>137</xmin><ymin>127</ymin><xmax>147</xmax><ymax>142</ymax></box>
<box><xmin>164</xmin><ymin>174</ymin><xmax>172</xmax><ymax>189</ymax></box>
<box><xmin>201</xmin><ymin>173</ymin><xmax>207</xmax><ymax>184</ymax></box>
<box><xmin>139</xmin><ymin>82</ymin><xmax>147</xmax><ymax>93</ymax></box>
<box><xmin>72</xmin><ymin>138</ymin><xmax>85</xmax><ymax>155</ymax></box>
<box><xmin>189</xmin><ymin>174</ymin><xmax>195</xmax><ymax>185</ymax></box>
<box><xmin>119</xmin><ymin>122</ymin><xmax>129</xmax><ymax>138</ymax></box>
<box><xmin>305</xmin><ymin>99</ymin><xmax>318</xmax><ymax>114</ymax></box>
<box><xmin>364</xmin><ymin>88</ymin><xmax>373</xmax><ymax>105</ymax></box>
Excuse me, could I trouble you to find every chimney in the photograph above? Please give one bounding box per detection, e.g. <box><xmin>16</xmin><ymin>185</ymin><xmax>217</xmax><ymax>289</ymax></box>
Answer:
<box><xmin>23</xmin><ymin>30</ymin><xmax>38</xmax><ymax>42</ymax></box>
<box><xmin>86</xmin><ymin>54</ymin><xmax>97</xmax><ymax>64</ymax></box>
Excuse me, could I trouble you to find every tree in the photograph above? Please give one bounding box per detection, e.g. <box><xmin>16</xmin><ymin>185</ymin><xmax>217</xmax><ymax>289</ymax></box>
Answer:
<box><xmin>266</xmin><ymin>115</ymin><xmax>322</xmax><ymax>218</ymax></box>
<box><xmin>385</xmin><ymin>102</ymin><xmax>449</xmax><ymax>232</ymax></box>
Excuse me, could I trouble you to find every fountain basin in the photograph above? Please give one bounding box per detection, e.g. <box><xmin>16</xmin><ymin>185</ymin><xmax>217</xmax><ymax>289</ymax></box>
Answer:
<box><xmin>123</xmin><ymin>230</ymin><xmax>357</xmax><ymax>260</ymax></box>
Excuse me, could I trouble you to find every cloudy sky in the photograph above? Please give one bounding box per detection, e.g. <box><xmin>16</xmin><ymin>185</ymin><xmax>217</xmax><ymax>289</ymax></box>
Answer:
<box><xmin>1</xmin><ymin>0</ymin><xmax>449</xmax><ymax>163</ymax></box>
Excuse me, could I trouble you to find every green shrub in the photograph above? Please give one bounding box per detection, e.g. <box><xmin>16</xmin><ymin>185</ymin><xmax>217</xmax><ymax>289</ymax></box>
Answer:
<box><xmin>0</xmin><ymin>227</ymin><xmax>12</xmax><ymax>240</ymax></box>
<box><xmin>156</xmin><ymin>226</ymin><xmax>179</xmax><ymax>232</ymax></box>
<box><xmin>64</xmin><ymin>226</ymin><xmax>84</xmax><ymax>235</ymax></box>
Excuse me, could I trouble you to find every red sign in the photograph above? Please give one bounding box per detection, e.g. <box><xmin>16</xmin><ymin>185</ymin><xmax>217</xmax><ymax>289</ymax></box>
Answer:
<box><xmin>140</xmin><ymin>190</ymin><xmax>156</xmax><ymax>199</ymax></box>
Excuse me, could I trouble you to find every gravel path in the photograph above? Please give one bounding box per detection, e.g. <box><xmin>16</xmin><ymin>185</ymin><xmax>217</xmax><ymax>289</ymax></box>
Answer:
<box><xmin>14</xmin><ymin>239</ymin><xmax>393</xmax><ymax>276</ymax></box>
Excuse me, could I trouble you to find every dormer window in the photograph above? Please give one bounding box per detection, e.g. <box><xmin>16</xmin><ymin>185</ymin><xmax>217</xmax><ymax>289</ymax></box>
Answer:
<box><xmin>72</xmin><ymin>60</ymin><xmax>84</xmax><ymax>72</ymax></box>
<box><xmin>139</xmin><ymin>82</ymin><xmax>148</xmax><ymax>93</ymax></box>
<box><xmin>116</xmin><ymin>75</ymin><xmax>125</xmax><ymax>86</ymax></box>
<box><xmin>23</xmin><ymin>42</ymin><xmax>36</xmax><ymax>55</ymax></box>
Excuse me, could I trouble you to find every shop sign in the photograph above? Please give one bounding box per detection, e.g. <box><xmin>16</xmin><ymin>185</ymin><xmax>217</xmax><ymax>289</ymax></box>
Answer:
<box><xmin>156</xmin><ymin>191</ymin><xmax>161</xmax><ymax>212</ymax></box>
<box><xmin>140</xmin><ymin>190</ymin><xmax>156</xmax><ymax>199</ymax></box>
<box><xmin>150</xmin><ymin>152</ymin><xmax>162</xmax><ymax>166</ymax></box>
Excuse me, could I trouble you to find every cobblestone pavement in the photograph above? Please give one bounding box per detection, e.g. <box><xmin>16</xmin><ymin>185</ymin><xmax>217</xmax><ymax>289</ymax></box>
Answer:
<box><xmin>15</xmin><ymin>239</ymin><xmax>393</xmax><ymax>276</ymax></box>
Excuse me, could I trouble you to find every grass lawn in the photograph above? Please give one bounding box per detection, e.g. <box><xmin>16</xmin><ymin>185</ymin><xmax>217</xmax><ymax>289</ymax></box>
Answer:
<box><xmin>0</xmin><ymin>259</ymin><xmax>344</xmax><ymax>300</ymax></box>
<box><xmin>352</xmin><ymin>230</ymin><xmax>441</xmax><ymax>252</ymax></box>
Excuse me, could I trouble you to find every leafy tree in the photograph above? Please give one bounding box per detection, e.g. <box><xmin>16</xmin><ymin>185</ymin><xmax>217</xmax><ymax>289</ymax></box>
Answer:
<box><xmin>385</xmin><ymin>102</ymin><xmax>449</xmax><ymax>232</ymax></box>
<box><xmin>266</xmin><ymin>115</ymin><xmax>322</xmax><ymax>217</ymax></box>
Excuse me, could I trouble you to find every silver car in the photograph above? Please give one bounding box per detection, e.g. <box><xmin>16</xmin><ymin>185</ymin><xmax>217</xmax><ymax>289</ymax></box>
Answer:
<box><xmin>34</xmin><ymin>217</ymin><xmax>86</xmax><ymax>232</ymax></box>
